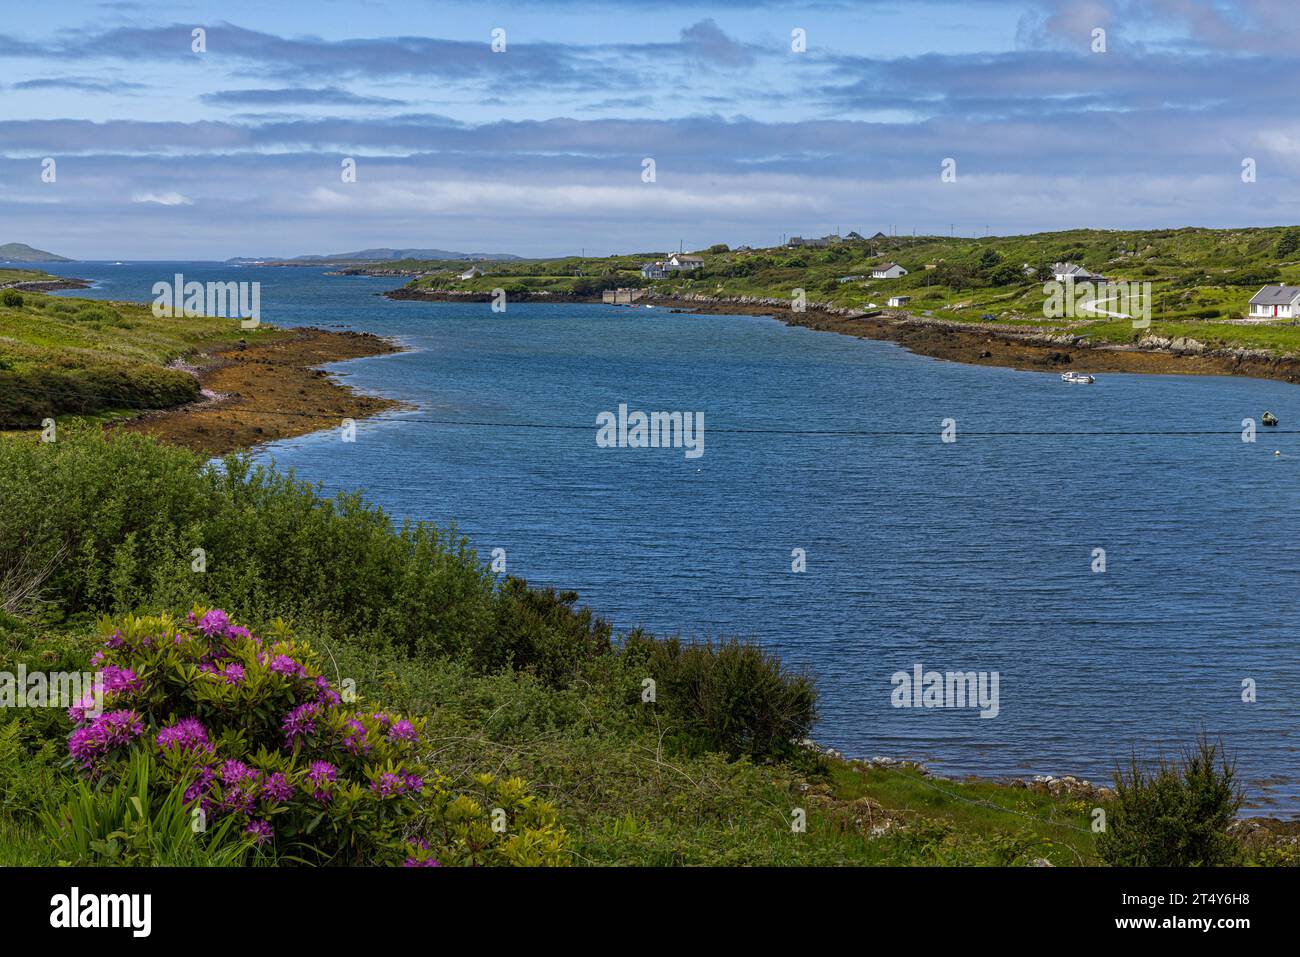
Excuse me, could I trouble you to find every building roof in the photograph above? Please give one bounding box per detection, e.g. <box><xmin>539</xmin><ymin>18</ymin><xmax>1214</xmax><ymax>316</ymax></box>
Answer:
<box><xmin>1249</xmin><ymin>284</ymin><xmax>1300</xmax><ymax>305</ymax></box>
<box><xmin>1053</xmin><ymin>261</ymin><xmax>1094</xmax><ymax>276</ymax></box>
<box><xmin>875</xmin><ymin>262</ymin><xmax>901</xmax><ymax>271</ymax></box>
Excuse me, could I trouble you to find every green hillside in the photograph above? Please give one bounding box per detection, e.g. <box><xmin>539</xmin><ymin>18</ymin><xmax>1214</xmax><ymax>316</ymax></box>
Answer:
<box><xmin>0</xmin><ymin>242</ymin><xmax>71</xmax><ymax>263</ymax></box>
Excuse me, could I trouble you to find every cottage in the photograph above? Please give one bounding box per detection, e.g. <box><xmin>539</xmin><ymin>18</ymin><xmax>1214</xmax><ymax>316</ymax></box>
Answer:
<box><xmin>887</xmin><ymin>295</ymin><xmax>911</xmax><ymax>307</ymax></box>
<box><xmin>1247</xmin><ymin>284</ymin><xmax>1300</xmax><ymax>320</ymax></box>
<box><xmin>871</xmin><ymin>263</ymin><xmax>908</xmax><ymax>279</ymax></box>
<box><xmin>640</xmin><ymin>261</ymin><xmax>668</xmax><ymax>279</ymax></box>
<box><xmin>459</xmin><ymin>267</ymin><xmax>482</xmax><ymax>280</ymax></box>
<box><xmin>836</xmin><ymin>274</ymin><xmax>865</xmax><ymax>283</ymax></box>
<box><xmin>1051</xmin><ymin>262</ymin><xmax>1102</xmax><ymax>282</ymax></box>
<box><xmin>667</xmin><ymin>253</ymin><xmax>704</xmax><ymax>271</ymax></box>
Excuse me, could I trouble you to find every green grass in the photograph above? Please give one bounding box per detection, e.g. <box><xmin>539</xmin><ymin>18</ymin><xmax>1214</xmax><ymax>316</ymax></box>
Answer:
<box><xmin>0</xmin><ymin>291</ymin><xmax>285</xmax><ymax>428</ymax></box>
<box><xmin>0</xmin><ymin>267</ymin><xmax>55</xmax><ymax>285</ymax></box>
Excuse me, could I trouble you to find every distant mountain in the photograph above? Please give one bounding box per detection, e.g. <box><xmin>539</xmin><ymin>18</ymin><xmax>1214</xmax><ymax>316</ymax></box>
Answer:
<box><xmin>227</xmin><ymin>248</ymin><xmax>522</xmax><ymax>264</ymax></box>
<box><xmin>0</xmin><ymin>242</ymin><xmax>72</xmax><ymax>262</ymax></box>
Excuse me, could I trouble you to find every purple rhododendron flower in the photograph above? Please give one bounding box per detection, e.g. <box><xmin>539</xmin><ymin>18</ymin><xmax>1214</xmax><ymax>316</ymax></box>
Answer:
<box><xmin>197</xmin><ymin>609</ymin><xmax>230</xmax><ymax>637</ymax></box>
<box><xmin>219</xmin><ymin>760</ymin><xmax>261</xmax><ymax>814</ymax></box>
<box><xmin>185</xmin><ymin>764</ymin><xmax>216</xmax><ymax>807</ymax></box>
<box><xmin>342</xmin><ymin>719</ymin><xmax>370</xmax><ymax>756</ymax></box>
<box><xmin>306</xmin><ymin>761</ymin><xmax>337</xmax><ymax>802</ymax></box>
<box><xmin>371</xmin><ymin>772</ymin><xmax>405</xmax><ymax>797</ymax></box>
<box><xmin>268</xmin><ymin>654</ymin><xmax>306</xmax><ymax>678</ymax></box>
<box><xmin>403</xmin><ymin>774</ymin><xmax>424</xmax><ymax>794</ymax></box>
<box><xmin>226</xmin><ymin>624</ymin><xmax>252</xmax><ymax>641</ymax></box>
<box><xmin>68</xmin><ymin>709</ymin><xmax>144</xmax><ymax>769</ymax></box>
<box><xmin>403</xmin><ymin>857</ymin><xmax>441</xmax><ymax>867</ymax></box>
<box><xmin>220</xmin><ymin>663</ymin><xmax>246</xmax><ymax>685</ymax></box>
<box><xmin>387</xmin><ymin>719</ymin><xmax>418</xmax><ymax>743</ymax></box>
<box><xmin>315</xmin><ymin>675</ymin><xmax>340</xmax><ymax>707</ymax></box>
<box><xmin>156</xmin><ymin>718</ymin><xmax>212</xmax><ymax>755</ymax></box>
<box><xmin>282</xmin><ymin>701</ymin><xmax>320</xmax><ymax>743</ymax></box>
<box><xmin>245</xmin><ymin>819</ymin><xmax>273</xmax><ymax>844</ymax></box>
<box><xmin>262</xmin><ymin>771</ymin><xmax>294</xmax><ymax>802</ymax></box>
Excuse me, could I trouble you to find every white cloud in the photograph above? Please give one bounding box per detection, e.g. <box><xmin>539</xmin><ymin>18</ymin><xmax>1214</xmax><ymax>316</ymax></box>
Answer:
<box><xmin>131</xmin><ymin>190</ymin><xmax>193</xmax><ymax>205</ymax></box>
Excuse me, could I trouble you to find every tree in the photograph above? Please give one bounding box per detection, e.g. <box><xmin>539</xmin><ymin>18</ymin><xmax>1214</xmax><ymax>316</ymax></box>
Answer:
<box><xmin>1275</xmin><ymin>229</ymin><xmax>1300</xmax><ymax>259</ymax></box>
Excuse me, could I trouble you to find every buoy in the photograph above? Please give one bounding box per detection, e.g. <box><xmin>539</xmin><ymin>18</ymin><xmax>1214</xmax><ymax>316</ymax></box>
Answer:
<box><xmin>1275</xmin><ymin>450</ymin><xmax>1281</xmax><ymax>457</ymax></box>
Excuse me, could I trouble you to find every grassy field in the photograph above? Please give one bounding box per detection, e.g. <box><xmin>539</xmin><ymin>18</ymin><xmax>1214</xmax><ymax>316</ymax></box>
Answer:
<box><xmin>0</xmin><ymin>267</ymin><xmax>57</xmax><ymax>285</ymax></box>
<box><xmin>394</xmin><ymin>225</ymin><xmax>1300</xmax><ymax>355</ymax></box>
<box><xmin>0</xmin><ymin>288</ymin><xmax>284</xmax><ymax>429</ymax></box>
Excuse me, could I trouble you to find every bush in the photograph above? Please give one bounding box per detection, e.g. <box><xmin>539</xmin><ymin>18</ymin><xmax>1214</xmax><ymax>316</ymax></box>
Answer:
<box><xmin>52</xmin><ymin>608</ymin><xmax>567</xmax><ymax>865</ymax></box>
<box><xmin>484</xmin><ymin>578</ymin><xmax>612</xmax><ymax>686</ymax></box>
<box><xmin>1097</xmin><ymin>735</ymin><xmax>1244</xmax><ymax>866</ymax></box>
<box><xmin>0</xmin><ymin>429</ymin><xmax>497</xmax><ymax>655</ymax></box>
<box><xmin>624</xmin><ymin>633</ymin><xmax>817</xmax><ymax>762</ymax></box>
<box><xmin>1</xmin><ymin>290</ymin><xmax>23</xmax><ymax>308</ymax></box>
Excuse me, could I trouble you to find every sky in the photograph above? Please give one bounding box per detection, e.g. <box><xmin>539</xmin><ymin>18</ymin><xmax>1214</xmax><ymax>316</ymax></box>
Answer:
<box><xmin>1</xmin><ymin>0</ymin><xmax>1298</xmax><ymax>260</ymax></box>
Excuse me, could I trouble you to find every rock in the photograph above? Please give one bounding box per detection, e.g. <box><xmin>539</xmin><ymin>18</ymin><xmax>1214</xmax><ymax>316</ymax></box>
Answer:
<box><xmin>1169</xmin><ymin>336</ymin><xmax>1207</xmax><ymax>356</ymax></box>
<box><xmin>1029</xmin><ymin>858</ymin><xmax>1055</xmax><ymax>867</ymax></box>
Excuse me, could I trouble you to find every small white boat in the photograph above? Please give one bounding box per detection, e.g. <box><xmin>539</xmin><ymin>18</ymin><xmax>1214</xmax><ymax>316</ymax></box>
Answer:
<box><xmin>1060</xmin><ymin>371</ymin><xmax>1095</xmax><ymax>384</ymax></box>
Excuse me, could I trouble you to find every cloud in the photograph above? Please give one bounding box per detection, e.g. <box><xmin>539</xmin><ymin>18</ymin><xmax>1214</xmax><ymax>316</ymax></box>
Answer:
<box><xmin>201</xmin><ymin>87</ymin><xmax>408</xmax><ymax>107</ymax></box>
<box><xmin>131</xmin><ymin>191</ymin><xmax>194</xmax><ymax>205</ymax></box>
<box><xmin>12</xmin><ymin>76</ymin><xmax>145</xmax><ymax>93</ymax></box>
<box><xmin>680</xmin><ymin>19</ymin><xmax>755</xmax><ymax>68</ymax></box>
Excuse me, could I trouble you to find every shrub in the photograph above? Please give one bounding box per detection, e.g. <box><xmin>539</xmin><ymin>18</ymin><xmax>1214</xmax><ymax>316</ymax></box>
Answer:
<box><xmin>1097</xmin><ymin>735</ymin><xmax>1244</xmax><ymax>866</ymax></box>
<box><xmin>74</xmin><ymin>304</ymin><xmax>118</xmax><ymax>324</ymax></box>
<box><xmin>484</xmin><ymin>578</ymin><xmax>611</xmax><ymax>686</ymax></box>
<box><xmin>1</xmin><ymin>290</ymin><xmax>23</xmax><ymax>308</ymax></box>
<box><xmin>53</xmin><ymin>608</ymin><xmax>567</xmax><ymax>865</ymax></box>
<box><xmin>623</xmin><ymin>633</ymin><xmax>817</xmax><ymax>762</ymax></box>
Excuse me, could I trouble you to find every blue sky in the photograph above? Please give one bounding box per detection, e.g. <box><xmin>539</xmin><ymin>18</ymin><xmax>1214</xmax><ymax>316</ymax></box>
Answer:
<box><xmin>1</xmin><ymin>0</ymin><xmax>1297</xmax><ymax>259</ymax></box>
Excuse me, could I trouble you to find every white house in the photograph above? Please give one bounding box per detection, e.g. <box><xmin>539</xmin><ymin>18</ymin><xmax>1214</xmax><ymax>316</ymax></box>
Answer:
<box><xmin>459</xmin><ymin>267</ymin><xmax>482</xmax><ymax>280</ymax></box>
<box><xmin>1248</xmin><ymin>284</ymin><xmax>1300</xmax><ymax>320</ymax></box>
<box><xmin>1052</xmin><ymin>261</ymin><xmax>1102</xmax><ymax>282</ymax></box>
<box><xmin>666</xmin><ymin>253</ymin><xmax>704</xmax><ymax>271</ymax></box>
<box><xmin>887</xmin><ymin>295</ymin><xmax>911</xmax><ymax>307</ymax></box>
<box><xmin>871</xmin><ymin>263</ymin><xmax>907</xmax><ymax>279</ymax></box>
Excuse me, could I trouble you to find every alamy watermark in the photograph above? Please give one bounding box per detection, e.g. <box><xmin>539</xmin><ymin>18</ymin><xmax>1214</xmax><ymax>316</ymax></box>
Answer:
<box><xmin>890</xmin><ymin>663</ymin><xmax>1000</xmax><ymax>719</ymax></box>
<box><xmin>152</xmin><ymin>273</ymin><xmax>260</xmax><ymax>328</ymax></box>
<box><xmin>596</xmin><ymin>403</ymin><xmax>704</xmax><ymax>459</ymax></box>
<box><xmin>0</xmin><ymin>666</ymin><xmax>103</xmax><ymax>716</ymax></box>
<box><xmin>1043</xmin><ymin>278</ymin><xmax>1151</xmax><ymax>328</ymax></box>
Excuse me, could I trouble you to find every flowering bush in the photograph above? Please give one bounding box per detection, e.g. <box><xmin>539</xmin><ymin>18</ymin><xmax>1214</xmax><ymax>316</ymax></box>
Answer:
<box><xmin>61</xmin><ymin>608</ymin><xmax>567</xmax><ymax>866</ymax></box>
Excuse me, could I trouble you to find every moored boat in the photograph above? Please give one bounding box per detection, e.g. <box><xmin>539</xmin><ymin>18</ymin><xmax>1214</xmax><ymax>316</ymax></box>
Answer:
<box><xmin>1060</xmin><ymin>371</ymin><xmax>1095</xmax><ymax>384</ymax></box>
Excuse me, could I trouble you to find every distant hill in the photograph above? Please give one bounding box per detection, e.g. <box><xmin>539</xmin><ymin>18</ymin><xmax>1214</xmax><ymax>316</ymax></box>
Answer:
<box><xmin>227</xmin><ymin>248</ymin><xmax>522</xmax><ymax>264</ymax></box>
<box><xmin>0</xmin><ymin>242</ymin><xmax>71</xmax><ymax>262</ymax></box>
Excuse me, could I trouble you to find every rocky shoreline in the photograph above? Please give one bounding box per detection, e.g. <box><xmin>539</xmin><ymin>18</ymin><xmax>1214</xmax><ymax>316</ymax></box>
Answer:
<box><xmin>120</xmin><ymin>327</ymin><xmax>406</xmax><ymax>455</ymax></box>
<box><xmin>387</xmin><ymin>286</ymin><xmax>1300</xmax><ymax>385</ymax></box>
<box><xmin>3</xmin><ymin>277</ymin><xmax>93</xmax><ymax>293</ymax></box>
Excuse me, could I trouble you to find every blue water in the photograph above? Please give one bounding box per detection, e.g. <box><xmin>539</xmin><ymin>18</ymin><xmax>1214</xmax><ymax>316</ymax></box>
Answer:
<box><xmin>47</xmin><ymin>262</ymin><xmax>1300</xmax><ymax>811</ymax></box>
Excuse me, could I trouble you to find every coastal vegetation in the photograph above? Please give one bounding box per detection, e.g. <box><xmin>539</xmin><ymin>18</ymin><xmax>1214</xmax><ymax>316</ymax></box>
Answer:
<box><xmin>393</xmin><ymin>225</ymin><xmax>1300</xmax><ymax>357</ymax></box>
<box><xmin>0</xmin><ymin>428</ymin><xmax>1291</xmax><ymax>866</ymax></box>
<box><xmin>0</xmin><ymin>288</ymin><xmax>277</xmax><ymax>429</ymax></box>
